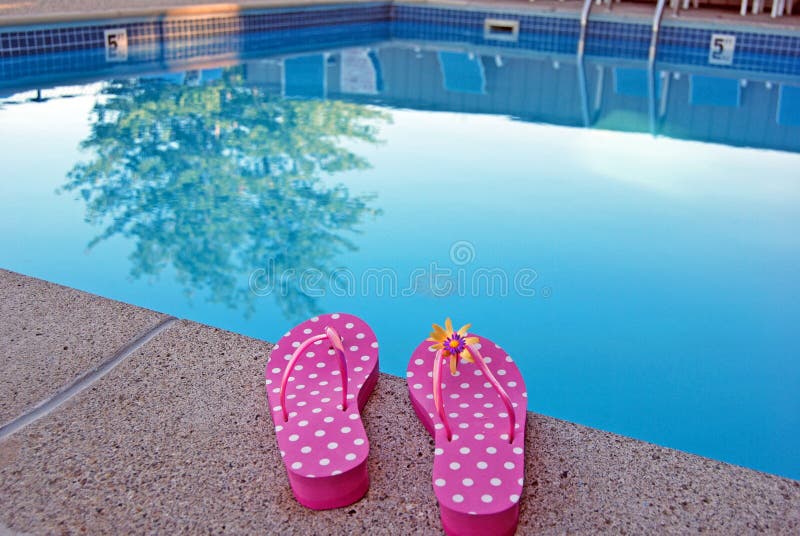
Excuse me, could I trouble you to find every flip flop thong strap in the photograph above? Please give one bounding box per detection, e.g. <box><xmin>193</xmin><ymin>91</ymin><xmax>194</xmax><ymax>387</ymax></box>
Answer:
<box><xmin>279</xmin><ymin>325</ymin><xmax>348</xmax><ymax>422</ymax></box>
<box><xmin>432</xmin><ymin>343</ymin><xmax>516</xmax><ymax>442</ymax></box>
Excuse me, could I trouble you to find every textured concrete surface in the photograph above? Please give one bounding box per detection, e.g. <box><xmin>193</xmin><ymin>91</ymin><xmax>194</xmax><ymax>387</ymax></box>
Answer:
<box><xmin>0</xmin><ymin>316</ymin><xmax>798</xmax><ymax>534</ymax></box>
<box><xmin>0</xmin><ymin>269</ymin><xmax>168</xmax><ymax>424</ymax></box>
<box><xmin>1</xmin><ymin>0</ymin><xmax>799</xmax><ymax>33</ymax></box>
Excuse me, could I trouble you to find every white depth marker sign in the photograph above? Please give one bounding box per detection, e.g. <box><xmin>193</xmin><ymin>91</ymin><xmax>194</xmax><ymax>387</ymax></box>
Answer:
<box><xmin>104</xmin><ymin>28</ymin><xmax>128</xmax><ymax>62</ymax></box>
<box><xmin>709</xmin><ymin>34</ymin><xmax>736</xmax><ymax>66</ymax></box>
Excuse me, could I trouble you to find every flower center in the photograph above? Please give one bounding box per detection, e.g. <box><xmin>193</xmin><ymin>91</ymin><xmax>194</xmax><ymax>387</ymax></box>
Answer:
<box><xmin>445</xmin><ymin>333</ymin><xmax>465</xmax><ymax>355</ymax></box>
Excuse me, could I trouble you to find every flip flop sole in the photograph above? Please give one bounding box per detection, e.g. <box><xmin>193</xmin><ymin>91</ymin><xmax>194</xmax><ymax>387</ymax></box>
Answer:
<box><xmin>407</xmin><ymin>335</ymin><xmax>527</xmax><ymax>535</ymax></box>
<box><xmin>266</xmin><ymin>313</ymin><xmax>379</xmax><ymax>510</ymax></box>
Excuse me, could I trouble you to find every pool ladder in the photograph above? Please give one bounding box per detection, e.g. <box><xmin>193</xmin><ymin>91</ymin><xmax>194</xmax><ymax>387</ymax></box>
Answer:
<box><xmin>576</xmin><ymin>0</ymin><xmax>595</xmax><ymax>127</ymax></box>
<box><xmin>648</xmin><ymin>0</ymin><xmax>668</xmax><ymax>135</ymax></box>
<box><xmin>577</xmin><ymin>0</ymin><xmax>668</xmax><ymax>133</ymax></box>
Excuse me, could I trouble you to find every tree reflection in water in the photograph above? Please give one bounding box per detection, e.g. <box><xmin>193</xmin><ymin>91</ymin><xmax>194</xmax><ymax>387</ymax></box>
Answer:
<box><xmin>62</xmin><ymin>66</ymin><xmax>388</xmax><ymax>319</ymax></box>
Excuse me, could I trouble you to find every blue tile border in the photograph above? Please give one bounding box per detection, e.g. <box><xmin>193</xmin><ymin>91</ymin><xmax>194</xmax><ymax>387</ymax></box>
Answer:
<box><xmin>0</xmin><ymin>23</ymin><xmax>391</xmax><ymax>83</ymax></box>
<box><xmin>657</xmin><ymin>24</ymin><xmax>800</xmax><ymax>75</ymax></box>
<box><xmin>585</xmin><ymin>20</ymin><xmax>651</xmax><ymax>61</ymax></box>
<box><xmin>392</xmin><ymin>4</ymin><xmax>800</xmax><ymax>76</ymax></box>
<box><xmin>0</xmin><ymin>3</ymin><xmax>391</xmax><ymax>59</ymax></box>
<box><xmin>1</xmin><ymin>1</ymin><xmax>799</xmax><ymax>79</ymax></box>
<box><xmin>391</xmin><ymin>4</ymin><xmax>580</xmax><ymax>55</ymax></box>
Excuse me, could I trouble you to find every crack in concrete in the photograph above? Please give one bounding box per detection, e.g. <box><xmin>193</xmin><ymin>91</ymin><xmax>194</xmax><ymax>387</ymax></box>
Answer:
<box><xmin>0</xmin><ymin>316</ymin><xmax>178</xmax><ymax>441</ymax></box>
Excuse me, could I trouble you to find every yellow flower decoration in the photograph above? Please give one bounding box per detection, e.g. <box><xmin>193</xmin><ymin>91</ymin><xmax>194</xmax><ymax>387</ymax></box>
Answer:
<box><xmin>427</xmin><ymin>318</ymin><xmax>480</xmax><ymax>375</ymax></box>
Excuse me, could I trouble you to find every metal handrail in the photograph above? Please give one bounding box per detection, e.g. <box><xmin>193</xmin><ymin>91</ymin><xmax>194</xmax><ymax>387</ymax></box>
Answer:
<box><xmin>577</xmin><ymin>0</ymin><xmax>595</xmax><ymax>126</ymax></box>
<box><xmin>577</xmin><ymin>0</ymin><xmax>594</xmax><ymax>59</ymax></box>
<box><xmin>648</xmin><ymin>0</ymin><xmax>668</xmax><ymax>135</ymax></box>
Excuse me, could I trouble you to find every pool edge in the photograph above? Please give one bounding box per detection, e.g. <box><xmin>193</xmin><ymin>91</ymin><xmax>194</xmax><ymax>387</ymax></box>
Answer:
<box><xmin>0</xmin><ymin>267</ymin><xmax>798</xmax><ymax>533</ymax></box>
<box><xmin>2</xmin><ymin>0</ymin><xmax>800</xmax><ymax>34</ymax></box>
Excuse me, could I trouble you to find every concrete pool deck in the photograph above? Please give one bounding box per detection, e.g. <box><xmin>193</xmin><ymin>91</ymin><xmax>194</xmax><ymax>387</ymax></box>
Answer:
<box><xmin>1</xmin><ymin>268</ymin><xmax>798</xmax><ymax>534</ymax></box>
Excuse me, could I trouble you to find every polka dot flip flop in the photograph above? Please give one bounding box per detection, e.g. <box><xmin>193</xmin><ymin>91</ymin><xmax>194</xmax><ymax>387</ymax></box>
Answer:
<box><xmin>407</xmin><ymin>319</ymin><xmax>527</xmax><ymax>536</ymax></box>
<box><xmin>265</xmin><ymin>313</ymin><xmax>379</xmax><ymax>510</ymax></box>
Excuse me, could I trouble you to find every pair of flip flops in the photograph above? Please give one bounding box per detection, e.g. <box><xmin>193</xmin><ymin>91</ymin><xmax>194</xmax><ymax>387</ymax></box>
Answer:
<box><xmin>265</xmin><ymin>313</ymin><xmax>527</xmax><ymax>536</ymax></box>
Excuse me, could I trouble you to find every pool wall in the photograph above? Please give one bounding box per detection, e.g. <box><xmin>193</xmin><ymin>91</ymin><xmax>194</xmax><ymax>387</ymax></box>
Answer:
<box><xmin>2</xmin><ymin>0</ymin><xmax>800</xmax><ymax>77</ymax></box>
<box><xmin>344</xmin><ymin>45</ymin><xmax>800</xmax><ymax>150</ymax></box>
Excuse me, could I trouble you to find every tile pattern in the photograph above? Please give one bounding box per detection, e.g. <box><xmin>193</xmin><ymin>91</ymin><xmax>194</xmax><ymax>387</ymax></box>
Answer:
<box><xmin>0</xmin><ymin>3</ymin><xmax>391</xmax><ymax>58</ymax></box>
<box><xmin>0</xmin><ymin>21</ymin><xmax>390</xmax><ymax>82</ymax></box>
<box><xmin>659</xmin><ymin>24</ymin><xmax>800</xmax><ymax>75</ymax></box>
<box><xmin>1</xmin><ymin>20</ymin><xmax>161</xmax><ymax>58</ymax></box>
<box><xmin>390</xmin><ymin>4</ymin><xmax>800</xmax><ymax>75</ymax></box>
<box><xmin>1</xmin><ymin>2</ymin><xmax>800</xmax><ymax>81</ymax></box>
<box><xmin>585</xmin><ymin>20</ymin><xmax>651</xmax><ymax>60</ymax></box>
<box><xmin>392</xmin><ymin>4</ymin><xmax>580</xmax><ymax>55</ymax></box>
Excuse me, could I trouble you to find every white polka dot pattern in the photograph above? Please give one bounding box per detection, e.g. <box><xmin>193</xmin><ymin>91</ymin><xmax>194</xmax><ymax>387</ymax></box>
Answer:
<box><xmin>266</xmin><ymin>313</ymin><xmax>379</xmax><ymax>479</ymax></box>
<box><xmin>407</xmin><ymin>334</ymin><xmax>526</xmax><ymax>515</ymax></box>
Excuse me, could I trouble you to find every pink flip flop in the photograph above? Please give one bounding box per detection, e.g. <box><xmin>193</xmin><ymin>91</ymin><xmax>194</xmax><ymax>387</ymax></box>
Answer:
<box><xmin>407</xmin><ymin>319</ymin><xmax>527</xmax><ymax>536</ymax></box>
<box><xmin>265</xmin><ymin>313</ymin><xmax>379</xmax><ymax>509</ymax></box>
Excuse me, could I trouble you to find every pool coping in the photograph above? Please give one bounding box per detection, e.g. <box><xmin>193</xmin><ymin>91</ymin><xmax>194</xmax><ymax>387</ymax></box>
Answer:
<box><xmin>2</xmin><ymin>0</ymin><xmax>800</xmax><ymax>34</ymax></box>
<box><xmin>0</xmin><ymin>269</ymin><xmax>171</xmax><ymax>424</ymax></box>
<box><xmin>0</xmin><ymin>268</ymin><xmax>798</xmax><ymax>533</ymax></box>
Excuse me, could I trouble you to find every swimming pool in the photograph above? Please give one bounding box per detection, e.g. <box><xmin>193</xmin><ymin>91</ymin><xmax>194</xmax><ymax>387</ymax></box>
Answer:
<box><xmin>1</xmin><ymin>3</ymin><xmax>799</xmax><ymax>479</ymax></box>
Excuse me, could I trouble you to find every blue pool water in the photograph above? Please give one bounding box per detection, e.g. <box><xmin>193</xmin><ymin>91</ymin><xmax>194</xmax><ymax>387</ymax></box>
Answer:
<box><xmin>1</xmin><ymin>28</ymin><xmax>799</xmax><ymax>479</ymax></box>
